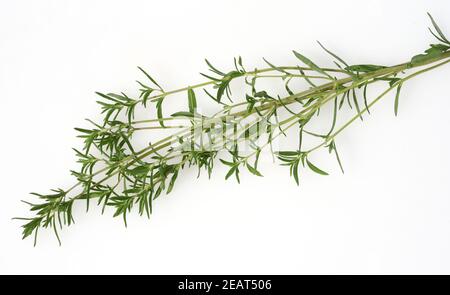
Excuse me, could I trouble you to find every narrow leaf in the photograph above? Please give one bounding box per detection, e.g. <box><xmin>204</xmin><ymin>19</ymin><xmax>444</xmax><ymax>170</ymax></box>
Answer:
<box><xmin>427</xmin><ymin>13</ymin><xmax>450</xmax><ymax>44</ymax></box>
<box><xmin>156</xmin><ymin>96</ymin><xmax>165</xmax><ymax>127</ymax></box>
<box><xmin>394</xmin><ymin>83</ymin><xmax>403</xmax><ymax>116</ymax></box>
<box><xmin>205</xmin><ymin>59</ymin><xmax>225</xmax><ymax>76</ymax></box>
<box><xmin>317</xmin><ymin>41</ymin><xmax>349</xmax><ymax>67</ymax></box>
<box><xmin>293</xmin><ymin>51</ymin><xmax>333</xmax><ymax>79</ymax></box>
<box><xmin>306</xmin><ymin>159</ymin><xmax>329</xmax><ymax>176</ymax></box>
<box><xmin>246</xmin><ymin>163</ymin><xmax>263</xmax><ymax>177</ymax></box>
<box><xmin>345</xmin><ymin>64</ymin><xmax>386</xmax><ymax>73</ymax></box>
<box><xmin>263</xmin><ymin>58</ymin><xmax>290</xmax><ymax>74</ymax></box>
<box><xmin>188</xmin><ymin>88</ymin><xmax>197</xmax><ymax>113</ymax></box>
<box><xmin>138</xmin><ymin>66</ymin><xmax>163</xmax><ymax>90</ymax></box>
<box><xmin>171</xmin><ymin>111</ymin><xmax>195</xmax><ymax>118</ymax></box>
<box><xmin>293</xmin><ymin>161</ymin><xmax>300</xmax><ymax>185</ymax></box>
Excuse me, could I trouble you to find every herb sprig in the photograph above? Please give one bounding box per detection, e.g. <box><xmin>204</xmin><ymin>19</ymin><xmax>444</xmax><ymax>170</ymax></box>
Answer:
<box><xmin>16</xmin><ymin>14</ymin><xmax>450</xmax><ymax>245</ymax></box>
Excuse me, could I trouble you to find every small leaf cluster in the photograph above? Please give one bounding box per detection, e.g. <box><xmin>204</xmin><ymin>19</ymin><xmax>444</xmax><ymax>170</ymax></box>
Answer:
<box><xmin>276</xmin><ymin>151</ymin><xmax>328</xmax><ymax>185</ymax></box>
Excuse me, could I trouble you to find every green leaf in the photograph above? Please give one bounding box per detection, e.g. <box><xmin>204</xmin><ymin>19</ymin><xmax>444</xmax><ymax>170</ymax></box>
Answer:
<box><xmin>217</xmin><ymin>82</ymin><xmax>228</xmax><ymax>103</ymax></box>
<box><xmin>394</xmin><ymin>83</ymin><xmax>403</xmax><ymax>116</ymax></box>
<box><xmin>254</xmin><ymin>149</ymin><xmax>261</xmax><ymax>170</ymax></box>
<box><xmin>317</xmin><ymin>41</ymin><xmax>349</xmax><ymax>67</ymax></box>
<box><xmin>388</xmin><ymin>78</ymin><xmax>401</xmax><ymax>87</ymax></box>
<box><xmin>293</xmin><ymin>50</ymin><xmax>333</xmax><ymax>79</ymax></box>
<box><xmin>188</xmin><ymin>88</ymin><xmax>197</xmax><ymax>113</ymax></box>
<box><xmin>427</xmin><ymin>13</ymin><xmax>450</xmax><ymax>44</ymax></box>
<box><xmin>107</xmin><ymin>93</ymin><xmax>130</xmax><ymax>102</ymax></box>
<box><xmin>330</xmin><ymin>141</ymin><xmax>344</xmax><ymax>174</ymax></box>
<box><xmin>95</xmin><ymin>92</ymin><xmax>121</xmax><ymax>103</ymax></box>
<box><xmin>220</xmin><ymin>159</ymin><xmax>234</xmax><ymax>167</ymax></box>
<box><xmin>205</xmin><ymin>59</ymin><xmax>225</xmax><ymax>76</ymax></box>
<box><xmin>156</xmin><ymin>96</ymin><xmax>165</xmax><ymax>127</ymax></box>
<box><xmin>410</xmin><ymin>44</ymin><xmax>450</xmax><ymax>66</ymax></box>
<box><xmin>171</xmin><ymin>111</ymin><xmax>195</xmax><ymax>118</ymax></box>
<box><xmin>326</xmin><ymin>97</ymin><xmax>338</xmax><ymax>137</ymax></box>
<box><xmin>246</xmin><ymin>163</ymin><xmax>263</xmax><ymax>177</ymax></box>
<box><xmin>276</xmin><ymin>151</ymin><xmax>300</xmax><ymax>156</ymax></box>
<box><xmin>345</xmin><ymin>64</ymin><xmax>386</xmax><ymax>73</ymax></box>
<box><xmin>216</xmin><ymin>71</ymin><xmax>243</xmax><ymax>102</ymax></box>
<box><xmin>225</xmin><ymin>166</ymin><xmax>237</xmax><ymax>180</ymax></box>
<box><xmin>254</xmin><ymin>91</ymin><xmax>272</xmax><ymax>98</ymax></box>
<box><xmin>123</xmin><ymin>188</ymin><xmax>142</xmax><ymax>194</ymax></box>
<box><xmin>200</xmin><ymin>73</ymin><xmax>221</xmax><ymax>82</ymax></box>
<box><xmin>292</xmin><ymin>160</ymin><xmax>300</xmax><ymax>185</ymax></box>
<box><xmin>138</xmin><ymin>66</ymin><xmax>163</xmax><ymax>90</ymax></box>
<box><xmin>127</xmin><ymin>165</ymin><xmax>150</xmax><ymax>176</ymax></box>
<box><xmin>74</xmin><ymin>127</ymin><xmax>93</xmax><ymax>134</ymax></box>
<box><xmin>306</xmin><ymin>159</ymin><xmax>328</xmax><ymax>175</ymax></box>
<box><xmin>352</xmin><ymin>89</ymin><xmax>363</xmax><ymax>121</ymax></box>
<box><xmin>21</xmin><ymin>218</ymin><xmax>42</xmax><ymax>240</ymax></box>
<box><xmin>204</xmin><ymin>89</ymin><xmax>222</xmax><ymax>105</ymax></box>
<box><xmin>167</xmin><ymin>170</ymin><xmax>179</xmax><ymax>194</ymax></box>
<box><xmin>263</xmin><ymin>58</ymin><xmax>290</xmax><ymax>74</ymax></box>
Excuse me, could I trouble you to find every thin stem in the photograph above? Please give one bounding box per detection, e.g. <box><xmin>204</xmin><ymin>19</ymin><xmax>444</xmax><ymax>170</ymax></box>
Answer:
<box><xmin>307</xmin><ymin>57</ymin><xmax>450</xmax><ymax>153</ymax></box>
<box><xmin>133</xmin><ymin>125</ymin><xmax>187</xmax><ymax>131</ymax></box>
<box><xmin>145</xmin><ymin>66</ymin><xmax>347</xmax><ymax>103</ymax></box>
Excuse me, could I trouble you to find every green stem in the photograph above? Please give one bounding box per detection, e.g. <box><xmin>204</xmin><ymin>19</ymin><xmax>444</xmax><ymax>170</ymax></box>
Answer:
<box><xmin>307</xmin><ymin>57</ymin><xmax>450</xmax><ymax>153</ymax></box>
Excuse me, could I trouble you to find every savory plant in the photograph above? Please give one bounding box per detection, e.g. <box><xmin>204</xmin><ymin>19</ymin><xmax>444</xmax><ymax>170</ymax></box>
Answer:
<box><xmin>17</xmin><ymin>14</ymin><xmax>450</xmax><ymax>245</ymax></box>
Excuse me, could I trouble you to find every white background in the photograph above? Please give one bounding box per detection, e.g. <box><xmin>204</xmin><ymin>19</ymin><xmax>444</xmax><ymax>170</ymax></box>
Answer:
<box><xmin>1</xmin><ymin>0</ymin><xmax>450</xmax><ymax>274</ymax></box>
